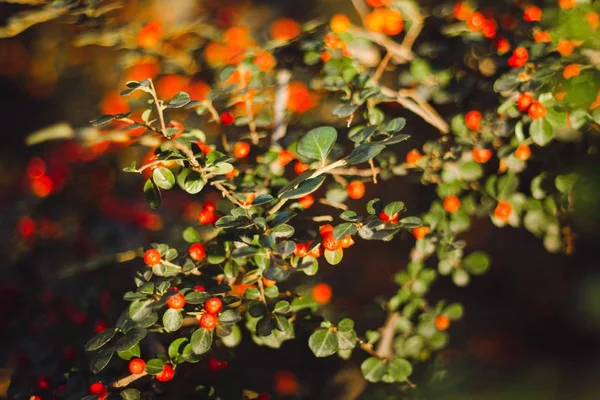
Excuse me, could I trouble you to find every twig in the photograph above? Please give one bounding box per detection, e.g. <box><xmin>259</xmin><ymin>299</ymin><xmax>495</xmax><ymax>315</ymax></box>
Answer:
<box><xmin>111</xmin><ymin>371</ymin><xmax>148</xmax><ymax>388</ymax></box>
<box><xmin>373</xmin><ymin>51</ymin><xmax>392</xmax><ymax>83</ymax></box>
<box><xmin>257</xmin><ymin>277</ymin><xmax>270</xmax><ymax>313</ymax></box>
<box><xmin>272</xmin><ymin>69</ymin><xmax>292</xmax><ymax>145</ymax></box>
<box><xmin>350</xmin><ymin>0</ymin><xmax>369</xmax><ymax>21</ymax></box>
<box><xmin>147</xmin><ymin>79</ymin><xmax>167</xmax><ymax>134</ymax></box>
<box><xmin>328</xmin><ymin>166</ymin><xmax>381</xmax><ymax>176</ymax></box>
<box><xmin>312</xmin><ymin>215</ymin><xmax>334</xmax><ymax>222</ymax></box>
<box><xmin>319</xmin><ymin>198</ymin><xmax>349</xmax><ymax>211</ymax></box>
<box><xmin>375</xmin><ymin>312</ymin><xmax>400</xmax><ymax>359</ymax></box>
<box><xmin>368</xmin><ymin>159</ymin><xmax>378</xmax><ymax>184</ymax></box>
<box><xmin>348</xmin><ymin>26</ymin><xmax>413</xmax><ymax>64</ymax></box>
<box><xmin>211</xmin><ymin>181</ymin><xmax>243</xmax><ymax>207</ymax></box>
<box><xmin>380</xmin><ymin>86</ymin><xmax>449</xmax><ymax>133</ymax></box>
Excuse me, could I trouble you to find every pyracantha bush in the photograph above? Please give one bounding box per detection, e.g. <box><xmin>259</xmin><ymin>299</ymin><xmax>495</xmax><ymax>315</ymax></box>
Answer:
<box><xmin>4</xmin><ymin>0</ymin><xmax>600</xmax><ymax>399</ymax></box>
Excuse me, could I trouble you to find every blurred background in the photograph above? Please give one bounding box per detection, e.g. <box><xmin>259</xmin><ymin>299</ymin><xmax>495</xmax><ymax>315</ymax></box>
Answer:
<box><xmin>1</xmin><ymin>0</ymin><xmax>600</xmax><ymax>399</ymax></box>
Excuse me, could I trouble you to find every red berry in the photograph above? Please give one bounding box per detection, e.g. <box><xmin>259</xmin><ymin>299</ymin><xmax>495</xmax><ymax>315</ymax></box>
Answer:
<box><xmin>516</xmin><ymin>93</ymin><xmax>533</xmax><ymax>111</ymax></box>
<box><xmin>515</xmin><ymin>144</ymin><xmax>531</xmax><ymax>161</ymax></box>
<box><xmin>143</xmin><ymin>248</ymin><xmax>161</xmax><ymax>266</ymax></box>
<box><xmin>443</xmin><ymin>195</ymin><xmax>461</xmax><ymax>213</ymax></box>
<box><xmin>340</xmin><ymin>234</ymin><xmax>354</xmax><ymax>249</ymax></box>
<box><xmin>129</xmin><ymin>358</ymin><xmax>146</xmax><ymax>375</ymax></box>
<box><xmin>233</xmin><ymin>141</ymin><xmax>251</xmax><ymax>159</ymax></box>
<box><xmin>208</xmin><ymin>356</ymin><xmax>228</xmax><ymax>372</ymax></box>
<box><xmin>379</xmin><ymin>210</ymin><xmax>399</xmax><ymax>223</ymax></box>
<box><xmin>412</xmin><ymin>226</ymin><xmax>430</xmax><ymax>240</ymax></box>
<box><xmin>322</xmin><ymin>232</ymin><xmax>341</xmax><ymax>251</ymax></box>
<box><xmin>319</xmin><ymin>224</ymin><xmax>334</xmax><ymax>236</ymax></box>
<box><xmin>523</xmin><ymin>6</ymin><xmax>542</xmax><ymax>22</ymax></box>
<box><xmin>472</xmin><ymin>147</ymin><xmax>492</xmax><ymax>164</ymax></box>
<box><xmin>294</xmin><ymin>161</ymin><xmax>310</xmax><ymax>175</ymax></box>
<box><xmin>405</xmin><ymin>149</ymin><xmax>422</xmax><ymax>165</ymax></box>
<box><xmin>307</xmin><ymin>241</ymin><xmax>321</xmax><ymax>258</ymax></box>
<box><xmin>528</xmin><ymin>102</ymin><xmax>546</xmax><ymax>119</ymax></box>
<box><xmin>294</xmin><ymin>243</ymin><xmax>308</xmax><ymax>258</ymax></box>
<box><xmin>220</xmin><ymin>111</ymin><xmax>235</xmax><ymax>125</ymax></box>
<box><xmin>189</xmin><ymin>243</ymin><xmax>206</xmax><ymax>261</ymax></box>
<box><xmin>199</xmin><ymin>312</ymin><xmax>218</xmax><ymax>330</ymax></box>
<box><xmin>194</xmin><ymin>285</ymin><xmax>206</xmax><ymax>292</ymax></box>
<box><xmin>464</xmin><ymin>110</ymin><xmax>482</xmax><ymax>130</ymax></box>
<box><xmin>435</xmin><ymin>315</ymin><xmax>450</xmax><ymax>331</ymax></box>
<box><xmin>155</xmin><ymin>364</ymin><xmax>175</xmax><ymax>382</ymax></box>
<box><xmin>88</xmin><ymin>381</ymin><xmax>108</xmax><ymax>398</ymax></box>
<box><xmin>205</xmin><ymin>297</ymin><xmax>223</xmax><ymax>314</ymax></box>
<box><xmin>277</xmin><ymin>150</ymin><xmax>295</xmax><ymax>166</ymax></box>
<box><xmin>494</xmin><ymin>201</ymin><xmax>513</xmax><ymax>221</ymax></box>
<box><xmin>298</xmin><ymin>194</ymin><xmax>315</xmax><ymax>208</ymax></box>
<box><xmin>347</xmin><ymin>180</ymin><xmax>365</xmax><ymax>200</ymax></box>
<box><xmin>37</xmin><ymin>376</ymin><xmax>50</xmax><ymax>389</ymax></box>
<box><xmin>167</xmin><ymin>293</ymin><xmax>186</xmax><ymax>310</ymax></box>
<box><xmin>198</xmin><ymin>209</ymin><xmax>214</xmax><ymax>225</ymax></box>
<box><xmin>203</xmin><ymin>201</ymin><xmax>216</xmax><ymax>212</ymax></box>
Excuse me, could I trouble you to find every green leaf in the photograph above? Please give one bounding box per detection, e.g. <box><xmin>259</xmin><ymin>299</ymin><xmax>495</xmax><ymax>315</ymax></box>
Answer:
<box><xmin>463</xmin><ymin>252</ymin><xmax>490</xmax><ymax>275</ymax></box>
<box><xmin>182</xmin><ymin>226</ymin><xmax>201</xmax><ymax>243</ymax></box>
<box><xmin>273</xmin><ymin>300</ymin><xmax>291</xmax><ymax>314</ymax></box>
<box><xmin>280</xmin><ymin>175</ymin><xmax>326</xmax><ymax>199</ymax></box>
<box><xmin>386</xmin><ymin>117</ymin><xmax>406</xmax><ymax>133</ymax></box>
<box><xmin>143</xmin><ymin>179</ymin><xmax>161</xmax><ymax>209</ymax></box>
<box><xmin>219</xmin><ymin>309</ymin><xmax>242</xmax><ymax>324</ymax></box>
<box><xmin>361</xmin><ymin>357</ymin><xmax>386</xmax><ymax>382</ymax></box>
<box><xmin>129</xmin><ymin>300</ymin><xmax>152</xmax><ymax>321</ymax></box>
<box><xmin>115</xmin><ymin>328</ymin><xmax>147</xmax><ymax>352</ymax></box>
<box><xmin>555</xmin><ymin>173</ymin><xmax>578</xmax><ymax>194</ymax></box>
<box><xmin>121</xmin><ymin>389</ymin><xmax>141</xmax><ymax>400</ymax></box>
<box><xmin>386</xmin><ymin>358</ymin><xmax>413</xmax><ymax>382</ymax></box>
<box><xmin>117</xmin><ymin>343</ymin><xmax>140</xmax><ymax>360</ymax></box>
<box><xmin>337</xmin><ymin>329</ymin><xmax>357</xmax><ymax>350</ymax></box>
<box><xmin>296</xmin><ymin>126</ymin><xmax>337</xmax><ymax>164</ymax></box>
<box><xmin>340</xmin><ymin>210</ymin><xmax>358</xmax><ymax>221</ymax></box>
<box><xmin>332</xmin><ymin>223</ymin><xmax>357</xmax><ymax>240</ymax></box>
<box><xmin>190</xmin><ymin>327</ymin><xmax>214</xmax><ymax>354</ymax></box>
<box><xmin>494</xmin><ymin>72</ymin><xmax>520</xmax><ymax>92</ymax></box>
<box><xmin>443</xmin><ymin>303</ymin><xmax>464</xmax><ymax>320</ymax></box>
<box><xmin>308</xmin><ymin>328</ymin><xmax>339</xmax><ymax>357</ymax></box>
<box><xmin>145</xmin><ymin>358</ymin><xmax>165</xmax><ymax>375</ymax></box>
<box><xmin>324</xmin><ymin>248</ymin><xmax>343</xmax><ymax>265</ymax></box>
<box><xmin>459</xmin><ymin>161</ymin><xmax>483</xmax><ymax>181</ymax></box>
<box><xmin>90</xmin><ymin>114</ymin><xmax>115</xmax><ymax>126</ymax></box>
<box><xmin>347</xmin><ymin>143</ymin><xmax>386</xmax><ymax>165</ymax></box>
<box><xmin>530</xmin><ymin>119</ymin><xmax>554</xmax><ymax>146</ymax></box>
<box><xmin>168</xmin><ymin>337</ymin><xmax>188</xmax><ymax>360</ymax></box>
<box><xmin>181</xmin><ymin>170</ymin><xmax>205</xmax><ymax>194</ymax></box>
<box><xmin>497</xmin><ymin>174</ymin><xmax>519</xmax><ymax>199</ymax></box>
<box><xmin>163</xmin><ymin>309</ymin><xmax>183</xmax><ymax>332</ymax></box>
<box><xmin>152</xmin><ymin>167</ymin><xmax>175</xmax><ymax>190</ymax></box>
<box><xmin>85</xmin><ymin>328</ymin><xmax>117</xmax><ymax>352</ymax></box>
<box><xmin>90</xmin><ymin>347</ymin><xmax>114</xmax><ymax>374</ymax></box>
<box><xmin>168</xmin><ymin>91</ymin><xmax>191</xmax><ymax>108</ymax></box>
<box><xmin>399</xmin><ymin>217</ymin><xmax>422</xmax><ymax>228</ymax></box>
<box><xmin>367</xmin><ymin>106</ymin><xmax>384</xmax><ymax>125</ymax></box>
<box><xmin>384</xmin><ymin>133</ymin><xmax>410</xmax><ymax>145</ymax></box>
<box><xmin>333</xmin><ymin>103</ymin><xmax>359</xmax><ymax>118</ymax></box>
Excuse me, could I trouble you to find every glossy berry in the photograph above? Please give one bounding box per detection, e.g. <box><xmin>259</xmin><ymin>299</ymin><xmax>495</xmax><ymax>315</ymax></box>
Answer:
<box><xmin>379</xmin><ymin>210</ymin><xmax>399</xmax><ymax>223</ymax></box>
<box><xmin>199</xmin><ymin>312</ymin><xmax>218</xmax><ymax>330</ymax></box>
<box><xmin>347</xmin><ymin>180</ymin><xmax>365</xmax><ymax>200</ymax></box>
<box><xmin>472</xmin><ymin>148</ymin><xmax>492</xmax><ymax>164</ymax></box>
<box><xmin>208</xmin><ymin>356</ymin><xmax>228</xmax><ymax>372</ymax></box>
<box><xmin>412</xmin><ymin>226</ymin><xmax>431</xmax><ymax>240</ymax></box>
<box><xmin>198</xmin><ymin>209</ymin><xmax>214</xmax><ymax>225</ymax></box>
<box><xmin>129</xmin><ymin>358</ymin><xmax>146</xmax><ymax>375</ymax></box>
<box><xmin>312</xmin><ymin>283</ymin><xmax>333</xmax><ymax>305</ymax></box>
<box><xmin>88</xmin><ymin>382</ymin><xmax>108</xmax><ymax>398</ymax></box>
<box><xmin>205</xmin><ymin>297</ymin><xmax>223</xmax><ymax>314</ymax></box>
<box><xmin>528</xmin><ymin>101</ymin><xmax>546</xmax><ymax>119</ymax></box>
<box><xmin>307</xmin><ymin>242</ymin><xmax>321</xmax><ymax>258</ymax></box>
<box><xmin>340</xmin><ymin>234</ymin><xmax>354</xmax><ymax>249</ymax></box>
<box><xmin>294</xmin><ymin>161</ymin><xmax>310</xmax><ymax>175</ymax></box>
<box><xmin>155</xmin><ymin>364</ymin><xmax>175</xmax><ymax>382</ymax></box>
<box><xmin>516</xmin><ymin>93</ymin><xmax>533</xmax><ymax>111</ymax></box>
<box><xmin>443</xmin><ymin>195</ymin><xmax>461</xmax><ymax>213</ymax></box>
<box><xmin>319</xmin><ymin>224</ymin><xmax>334</xmax><ymax>237</ymax></box>
<box><xmin>262</xmin><ymin>277</ymin><xmax>277</xmax><ymax>287</ymax></box>
<box><xmin>496</xmin><ymin>38</ymin><xmax>510</xmax><ymax>55</ymax></box>
<box><xmin>494</xmin><ymin>201</ymin><xmax>513</xmax><ymax>222</ymax></box>
<box><xmin>298</xmin><ymin>194</ymin><xmax>315</xmax><ymax>209</ymax></box>
<box><xmin>294</xmin><ymin>243</ymin><xmax>308</xmax><ymax>258</ymax></box>
<box><xmin>220</xmin><ymin>111</ymin><xmax>234</xmax><ymax>125</ymax></box>
<box><xmin>240</xmin><ymin>192</ymin><xmax>256</xmax><ymax>206</ymax></box>
<box><xmin>277</xmin><ymin>149</ymin><xmax>295</xmax><ymax>166</ymax></box>
<box><xmin>193</xmin><ymin>285</ymin><xmax>206</xmax><ymax>292</ymax></box>
<box><xmin>330</xmin><ymin>14</ymin><xmax>351</xmax><ymax>34</ymax></box>
<box><xmin>203</xmin><ymin>201</ymin><xmax>216</xmax><ymax>212</ymax></box>
<box><xmin>435</xmin><ymin>315</ymin><xmax>450</xmax><ymax>331</ymax></box>
<box><xmin>405</xmin><ymin>149</ymin><xmax>422</xmax><ymax>165</ymax></box>
<box><xmin>322</xmin><ymin>232</ymin><xmax>341</xmax><ymax>251</ymax></box>
<box><xmin>464</xmin><ymin>110</ymin><xmax>482</xmax><ymax>130</ymax></box>
<box><xmin>167</xmin><ymin>293</ymin><xmax>186</xmax><ymax>310</ymax></box>
<box><xmin>189</xmin><ymin>243</ymin><xmax>206</xmax><ymax>261</ymax></box>
<box><xmin>233</xmin><ymin>141</ymin><xmax>251</xmax><ymax>159</ymax></box>
<box><xmin>562</xmin><ymin>64</ymin><xmax>580</xmax><ymax>80</ymax></box>
<box><xmin>523</xmin><ymin>6</ymin><xmax>542</xmax><ymax>22</ymax></box>
<box><xmin>143</xmin><ymin>249</ymin><xmax>161</xmax><ymax>266</ymax></box>
<box><xmin>37</xmin><ymin>376</ymin><xmax>50</xmax><ymax>389</ymax></box>
<box><xmin>515</xmin><ymin>144</ymin><xmax>531</xmax><ymax>161</ymax></box>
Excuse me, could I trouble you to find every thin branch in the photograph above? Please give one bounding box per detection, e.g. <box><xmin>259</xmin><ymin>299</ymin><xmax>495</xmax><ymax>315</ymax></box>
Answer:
<box><xmin>375</xmin><ymin>312</ymin><xmax>400</xmax><ymax>359</ymax></box>
<box><xmin>312</xmin><ymin>215</ymin><xmax>334</xmax><ymax>222</ymax></box>
<box><xmin>350</xmin><ymin>0</ymin><xmax>369</xmax><ymax>21</ymax></box>
<box><xmin>111</xmin><ymin>371</ymin><xmax>148</xmax><ymax>388</ymax></box>
<box><xmin>328</xmin><ymin>166</ymin><xmax>381</xmax><ymax>176</ymax></box>
<box><xmin>373</xmin><ymin>51</ymin><xmax>392</xmax><ymax>83</ymax></box>
<box><xmin>318</xmin><ymin>198</ymin><xmax>349</xmax><ymax>211</ymax></box>
<box><xmin>272</xmin><ymin>69</ymin><xmax>292</xmax><ymax>145</ymax></box>
<box><xmin>380</xmin><ymin>86</ymin><xmax>449</xmax><ymax>133</ymax></box>
<box><xmin>147</xmin><ymin>79</ymin><xmax>167</xmax><ymax>134</ymax></box>
<box><xmin>211</xmin><ymin>181</ymin><xmax>243</xmax><ymax>207</ymax></box>
<box><xmin>368</xmin><ymin>159</ymin><xmax>378</xmax><ymax>184</ymax></box>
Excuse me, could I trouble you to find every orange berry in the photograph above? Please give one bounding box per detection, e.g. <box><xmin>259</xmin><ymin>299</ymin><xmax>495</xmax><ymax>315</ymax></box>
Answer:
<box><xmin>365</xmin><ymin>9</ymin><xmax>386</xmax><ymax>32</ymax></box>
<box><xmin>330</xmin><ymin>14</ymin><xmax>351</xmax><ymax>33</ymax></box>
<box><xmin>189</xmin><ymin>243</ymin><xmax>206</xmax><ymax>261</ymax></box>
<box><xmin>515</xmin><ymin>144</ymin><xmax>531</xmax><ymax>161</ymax></box>
<box><xmin>322</xmin><ymin>232</ymin><xmax>341</xmax><ymax>251</ymax></box>
<box><xmin>557</xmin><ymin>39</ymin><xmax>574</xmax><ymax>56</ymax></box>
<box><xmin>559</xmin><ymin>0</ymin><xmax>576</xmax><ymax>10</ymax></box>
<box><xmin>443</xmin><ymin>195</ymin><xmax>461</xmax><ymax>213</ymax></box>
<box><xmin>347</xmin><ymin>180</ymin><xmax>366</xmax><ymax>200</ymax></box>
<box><xmin>270</xmin><ymin>18</ymin><xmax>301</xmax><ymax>41</ymax></box>
<box><xmin>278</xmin><ymin>149</ymin><xmax>295</xmax><ymax>166</ymax></box>
<box><xmin>137</xmin><ymin>21</ymin><xmax>162</xmax><ymax>48</ymax></box>
<box><xmin>464</xmin><ymin>110</ymin><xmax>482</xmax><ymax>130</ymax></box>
<box><xmin>340</xmin><ymin>234</ymin><xmax>354</xmax><ymax>249</ymax></box>
<box><xmin>523</xmin><ymin>6</ymin><xmax>542</xmax><ymax>22</ymax></box>
<box><xmin>287</xmin><ymin>82</ymin><xmax>315</xmax><ymax>113</ymax></box>
<box><xmin>453</xmin><ymin>1</ymin><xmax>472</xmax><ymax>21</ymax></box>
<box><xmin>155</xmin><ymin>364</ymin><xmax>175</xmax><ymax>382</ymax></box>
<box><xmin>533</xmin><ymin>29</ymin><xmax>551</xmax><ymax>43</ymax></box>
<box><xmin>324</xmin><ymin>33</ymin><xmax>345</xmax><ymax>50</ymax></box>
<box><xmin>225</xmin><ymin>168</ymin><xmax>237</xmax><ymax>179</ymax></box>
<box><xmin>156</xmin><ymin>74</ymin><xmax>190</xmax><ymax>99</ymax></box>
<box><xmin>472</xmin><ymin>147</ymin><xmax>492</xmax><ymax>164</ymax></box>
<box><xmin>382</xmin><ymin>9</ymin><xmax>404</xmax><ymax>36</ymax></box>
<box><xmin>405</xmin><ymin>149</ymin><xmax>422</xmax><ymax>165</ymax></box>
<box><xmin>224</xmin><ymin>26</ymin><xmax>252</xmax><ymax>47</ymax></box>
<box><xmin>186</xmin><ymin>80</ymin><xmax>211</xmax><ymax>101</ymax></box>
<box><xmin>321</xmin><ymin>51</ymin><xmax>332</xmax><ymax>62</ymax></box>
<box><xmin>312</xmin><ymin>283</ymin><xmax>333</xmax><ymax>305</ymax></box>
<box><xmin>240</xmin><ymin>193</ymin><xmax>256</xmax><ymax>206</ymax></box>
<box><xmin>125</xmin><ymin>59</ymin><xmax>160</xmax><ymax>82</ymax></box>
<box><xmin>100</xmin><ymin>91</ymin><xmax>129</xmax><ymax>115</ymax></box>
<box><xmin>233</xmin><ymin>141</ymin><xmax>251</xmax><ymax>159</ymax></box>
<box><xmin>366</xmin><ymin>0</ymin><xmax>387</xmax><ymax>6</ymax></box>
<box><xmin>379</xmin><ymin>210</ymin><xmax>399</xmax><ymax>223</ymax></box>
<box><xmin>262</xmin><ymin>277</ymin><xmax>277</xmax><ymax>287</ymax></box>
<box><xmin>528</xmin><ymin>101</ymin><xmax>546</xmax><ymax>119</ymax></box>
<box><xmin>466</xmin><ymin>12</ymin><xmax>485</xmax><ymax>31</ymax></box>
<box><xmin>435</xmin><ymin>315</ymin><xmax>450</xmax><ymax>331</ymax></box>
<box><xmin>205</xmin><ymin>297</ymin><xmax>223</xmax><ymax>314</ymax></box>
<box><xmin>494</xmin><ymin>201</ymin><xmax>513</xmax><ymax>221</ymax></box>
<box><xmin>319</xmin><ymin>224</ymin><xmax>334</xmax><ymax>236</ymax></box>
<box><xmin>516</xmin><ymin>92</ymin><xmax>533</xmax><ymax>111</ymax></box>
<box><xmin>199</xmin><ymin>312</ymin><xmax>218</xmax><ymax>330</ymax></box>
<box><xmin>496</xmin><ymin>38</ymin><xmax>511</xmax><ymax>55</ymax></box>
<box><xmin>294</xmin><ymin>243</ymin><xmax>308</xmax><ymax>258</ymax></box>
<box><xmin>586</xmin><ymin>12</ymin><xmax>599</xmax><ymax>31</ymax></box>
<box><xmin>294</xmin><ymin>161</ymin><xmax>310</xmax><ymax>175</ymax></box>
<box><xmin>167</xmin><ymin>293</ymin><xmax>186</xmax><ymax>310</ymax></box>
<box><xmin>562</xmin><ymin>64</ymin><xmax>580</xmax><ymax>79</ymax></box>
<box><xmin>307</xmin><ymin>241</ymin><xmax>322</xmax><ymax>258</ymax></box>
<box><xmin>481</xmin><ymin>18</ymin><xmax>497</xmax><ymax>39</ymax></box>
<box><xmin>412</xmin><ymin>226</ymin><xmax>430</xmax><ymax>240</ymax></box>
<box><xmin>129</xmin><ymin>358</ymin><xmax>146</xmax><ymax>375</ymax></box>
<box><xmin>298</xmin><ymin>194</ymin><xmax>315</xmax><ymax>209</ymax></box>
<box><xmin>254</xmin><ymin>51</ymin><xmax>276</xmax><ymax>72</ymax></box>
<box><xmin>198</xmin><ymin>209</ymin><xmax>214</xmax><ymax>225</ymax></box>
<box><xmin>144</xmin><ymin>249</ymin><xmax>161</xmax><ymax>266</ymax></box>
